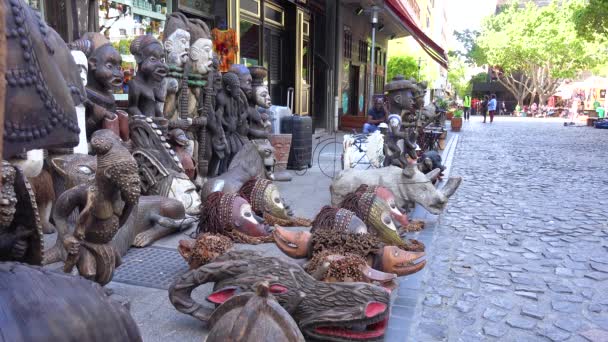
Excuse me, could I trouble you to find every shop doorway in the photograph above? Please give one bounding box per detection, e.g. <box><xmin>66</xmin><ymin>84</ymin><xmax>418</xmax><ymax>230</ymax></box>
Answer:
<box><xmin>264</xmin><ymin>26</ymin><xmax>287</xmax><ymax>107</ymax></box>
<box><xmin>349</xmin><ymin>65</ymin><xmax>360</xmax><ymax>115</ymax></box>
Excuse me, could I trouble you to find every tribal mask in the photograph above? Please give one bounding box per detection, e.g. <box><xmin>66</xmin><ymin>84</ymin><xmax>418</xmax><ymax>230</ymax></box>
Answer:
<box><xmin>341</xmin><ymin>191</ymin><xmax>404</xmax><ymax>247</ymax></box>
<box><xmin>357</xmin><ymin>185</ymin><xmax>409</xmax><ymax>227</ymax></box>
<box><xmin>310</xmin><ymin>206</ymin><xmax>367</xmax><ymax>235</ymax></box>
<box><xmin>239</xmin><ymin>178</ymin><xmax>289</xmax><ymax>220</ymax></box>
<box><xmin>197</xmin><ymin>192</ymin><xmax>271</xmax><ymax>239</ymax></box>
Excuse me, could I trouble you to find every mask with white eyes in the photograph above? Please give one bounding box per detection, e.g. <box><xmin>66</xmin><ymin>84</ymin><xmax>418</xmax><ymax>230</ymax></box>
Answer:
<box><xmin>231</xmin><ymin>196</ymin><xmax>270</xmax><ymax>237</ymax></box>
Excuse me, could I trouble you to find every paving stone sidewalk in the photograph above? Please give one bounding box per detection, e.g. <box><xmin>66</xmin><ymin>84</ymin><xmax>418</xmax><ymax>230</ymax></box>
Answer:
<box><xmin>405</xmin><ymin>117</ymin><xmax>608</xmax><ymax>342</ymax></box>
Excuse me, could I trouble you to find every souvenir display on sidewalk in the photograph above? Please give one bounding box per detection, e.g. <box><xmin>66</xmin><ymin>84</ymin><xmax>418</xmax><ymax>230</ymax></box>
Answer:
<box><xmin>169</xmin><ymin>250</ymin><xmax>391</xmax><ymax>342</ymax></box>
<box><xmin>0</xmin><ymin>0</ymin><xmax>466</xmax><ymax>340</ymax></box>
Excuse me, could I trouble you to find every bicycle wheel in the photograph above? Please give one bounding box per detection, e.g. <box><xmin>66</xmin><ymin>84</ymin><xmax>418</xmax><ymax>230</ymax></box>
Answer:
<box><xmin>317</xmin><ymin>141</ymin><xmax>343</xmax><ymax>178</ymax></box>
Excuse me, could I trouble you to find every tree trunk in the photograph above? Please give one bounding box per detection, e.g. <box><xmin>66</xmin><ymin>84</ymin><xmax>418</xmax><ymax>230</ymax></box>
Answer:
<box><xmin>497</xmin><ymin>72</ymin><xmax>534</xmax><ymax>108</ymax></box>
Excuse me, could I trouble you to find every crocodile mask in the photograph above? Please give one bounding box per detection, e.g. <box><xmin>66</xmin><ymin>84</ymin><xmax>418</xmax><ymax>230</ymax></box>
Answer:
<box><xmin>169</xmin><ymin>250</ymin><xmax>390</xmax><ymax>342</ymax></box>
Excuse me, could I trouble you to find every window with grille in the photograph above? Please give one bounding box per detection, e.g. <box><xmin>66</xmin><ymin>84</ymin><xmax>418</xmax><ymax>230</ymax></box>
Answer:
<box><xmin>343</xmin><ymin>27</ymin><xmax>352</xmax><ymax>59</ymax></box>
<box><xmin>358</xmin><ymin>40</ymin><xmax>368</xmax><ymax>63</ymax></box>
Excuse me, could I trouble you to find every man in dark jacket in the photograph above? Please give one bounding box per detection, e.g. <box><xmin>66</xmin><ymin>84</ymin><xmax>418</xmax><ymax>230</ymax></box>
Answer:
<box><xmin>363</xmin><ymin>98</ymin><xmax>388</xmax><ymax>133</ymax></box>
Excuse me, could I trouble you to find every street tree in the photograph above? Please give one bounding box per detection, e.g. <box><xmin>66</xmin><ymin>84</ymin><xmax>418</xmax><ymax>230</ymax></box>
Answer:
<box><xmin>574</xmin><ymin>0</ymin><xmax>608</xmax><ymax>41</ymax></box>
<box><xmin>387</xmin><ymin>55</ymin><xmax>419</xmax><ymax>81</ymax></box>
<box><xmin>447</xmin><ymin>55</ymin><xmax>468</xmax><ymax>99</ymax></box>
<box><xmin>476</xmin><ymin>1</ymin><xmax>605</xmax><ymax>106</ymax></box>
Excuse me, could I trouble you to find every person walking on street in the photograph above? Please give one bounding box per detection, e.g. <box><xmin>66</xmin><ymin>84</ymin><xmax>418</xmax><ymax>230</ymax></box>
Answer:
<box><xmin>488</xmin><ymin>94</ymin><xmax>497</xmax><ymax>123</ymax></box>
<box><xmin>481</xmin><ymin>95</ymin><xmax>489</xmax><ymax>123</ymax></box>
<box><xmin>363</xmin><ymin>97</ymin><xmax>388</xmax><ymax>133</ymax></box>
<box><xmin>463</xmin><ymin>95</ymin><xmax>471</xmax><ymax>120</ymax></box>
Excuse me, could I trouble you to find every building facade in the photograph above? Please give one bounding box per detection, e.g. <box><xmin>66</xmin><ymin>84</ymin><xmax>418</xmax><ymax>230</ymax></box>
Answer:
<box><xmin>387</xmin><ymin>0</ymin><xmax>450</xmax><ymax>104</ymax></box>
<box><xmin>33</xmin><ymin>0</ymin><xmax>442</xmax><ymax>132</ymax></box>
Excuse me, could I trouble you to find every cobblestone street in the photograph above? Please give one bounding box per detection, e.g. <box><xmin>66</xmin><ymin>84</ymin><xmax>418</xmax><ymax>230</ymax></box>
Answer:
<box><xmin>406</xmin><ymin>117</ymin><xmax>608</xmax><ymax>341</ymax></box>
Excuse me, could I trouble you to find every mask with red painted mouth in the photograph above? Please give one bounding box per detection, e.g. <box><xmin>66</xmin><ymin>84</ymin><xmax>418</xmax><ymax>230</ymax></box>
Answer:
<box><xmin>168</xmin><ymin>250</ymin><xmax>391</xmax><ymax>342</ymax></box>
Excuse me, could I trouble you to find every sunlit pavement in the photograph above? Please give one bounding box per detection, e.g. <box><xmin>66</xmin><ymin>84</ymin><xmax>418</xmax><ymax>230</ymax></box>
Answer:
<box><xmin>400</xmin><ymin>116</ymin><xmax>608</xmax><ymax>341</ymax></box>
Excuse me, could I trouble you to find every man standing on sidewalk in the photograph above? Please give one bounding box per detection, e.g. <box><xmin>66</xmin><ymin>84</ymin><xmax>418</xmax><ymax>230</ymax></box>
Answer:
<box><xmin>463</xmin><ymin>94</ymin><xmax>471</xmax><ymax>121</ymax></box>
<box><xmin>488</xmin><ymin>94</ymin><xmax>497</xmax><ymax>123</ymax></box>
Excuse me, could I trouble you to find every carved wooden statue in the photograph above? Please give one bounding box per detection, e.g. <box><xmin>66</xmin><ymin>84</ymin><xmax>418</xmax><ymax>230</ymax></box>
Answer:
<box><xmin>0</xmin><ymin>2</ymin><xmax>142</xmax><ymax>340</ymax></box>
<box><xmin>247</xmin><ymin>65</ymin><xmax>292</xmax><ymax>181</ymax></box>
<box><xmin>43</xmin><ymin>153</ymin><xmax>196</xmax><ymax>265</ymax></box>
<box><xmin>163</xmin><ymin>14</ymin><xmax>214</xmax><ymax>179</ymax></box>
<box><xmin>0</xmin><ymin>161</ymin><xmax>43</xmax><ymax>264</ymax></box>
<box><xmin>163</xmin><ymin>12</ymin><xmax>191</xmax><ymax>122</ymax></box>
<box><xmin>216</xmin><ymin>71</ymin><xmax>248</xmax><ymax>173</ymax></box>
<box><xmin>385</xmin><ymin>75</ymin><xmax>420</xmax><ymax>161</ymax></box>
<box><xmin>127</xmin><ymin>35</ymin><xmax>168</xmax><ymax>118</ymax></box>
<box><xmin>70</xmin><ymin>33</ymin><xmax>125</xmax><ymax>140</ymax></box>
<box><xmin>54</xmin><ymin>129</ymin><xmax>140</xmax><ymax>285</ymax></box>
<box><xmin>129</xmin><ymin>116</ymin><xmax>201</xmax><ymax>216</ymax></box>
<box><xmin>0</xmin><ymin>263</ymin><xmax>143</xmax><ymax>342</ymax></box>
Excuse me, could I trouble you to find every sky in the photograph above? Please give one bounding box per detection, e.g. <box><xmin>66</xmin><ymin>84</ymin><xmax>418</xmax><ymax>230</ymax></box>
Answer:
<box><xmin>446</xmin><ymin>0</ymin><xmax>498</xmax><ymax>49</ymax></box>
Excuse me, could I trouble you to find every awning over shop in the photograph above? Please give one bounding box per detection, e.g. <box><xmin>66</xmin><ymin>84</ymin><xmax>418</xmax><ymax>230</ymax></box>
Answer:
<box><xmin>385</xmin><ymin>0</ymin><xmax>449</xmax><ymax>69</ymax></box>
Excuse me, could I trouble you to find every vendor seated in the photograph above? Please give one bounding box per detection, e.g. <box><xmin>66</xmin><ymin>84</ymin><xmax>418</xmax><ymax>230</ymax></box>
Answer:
<box><xmin>363</xmin><ymin>98</ymin><xmax>387</xmax><ymax>133</ymax></box>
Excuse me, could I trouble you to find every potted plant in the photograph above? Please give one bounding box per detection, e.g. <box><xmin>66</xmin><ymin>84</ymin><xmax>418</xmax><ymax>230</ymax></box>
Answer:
<box><xmin>451</xmin><ymin>109</ymin><xmax>463</xmax><ymax>132</ymax></box>
<box><xmin>436</xmin><ymin>98</ymin><xmax>451</xmax><ymax>119</ymax></box>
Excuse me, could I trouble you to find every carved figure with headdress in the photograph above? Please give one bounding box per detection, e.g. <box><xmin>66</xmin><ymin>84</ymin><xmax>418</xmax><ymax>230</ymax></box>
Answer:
<box><xmin>216</xmin><ymin>71</ymin><xmax>248</xmax><ymax>173</ymax></box>
<box><xmin>127</xmin><ymin>35</ymin><xmax>168</xmax><ymax>119</ymax></box>
<box><xmin>70</xmin><ymin>33</ymin><xmax>125</xmax><ymax>140</ymax></box>
<box><xmin>385</xmin><ymin>75</ymin><xmax>420</xmax><ymax>160</ymax></box>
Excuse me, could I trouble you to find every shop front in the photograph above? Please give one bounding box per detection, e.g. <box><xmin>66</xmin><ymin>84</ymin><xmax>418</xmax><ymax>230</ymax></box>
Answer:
<box><xmin>35</xmin><ymin>0</ymin><xmax>333</xmax><ymax>129</ymax></box>
<box><xmin>236</xmin><ymin>0</ymin><xmax>324</xmax><ymax>121</ymax></box>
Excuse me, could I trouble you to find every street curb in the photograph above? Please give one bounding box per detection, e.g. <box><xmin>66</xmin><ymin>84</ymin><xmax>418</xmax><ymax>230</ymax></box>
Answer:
<box><xmin>385</xmin><ymin>132</ymin><xmax>461</xmax><ymax>341</ymax></box>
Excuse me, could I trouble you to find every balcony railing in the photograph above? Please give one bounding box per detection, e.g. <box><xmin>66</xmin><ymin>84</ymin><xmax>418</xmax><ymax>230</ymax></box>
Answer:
<box><xmin>112</xmin><ymin>0</ymin><xmax>166</xmax><ymax>21</ymax></box>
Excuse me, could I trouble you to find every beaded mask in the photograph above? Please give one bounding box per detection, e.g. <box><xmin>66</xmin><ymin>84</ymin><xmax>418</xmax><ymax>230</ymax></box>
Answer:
<box><xmin>241</xmin><ymin>178</ymin><xmax>288</xmax><ymax>219</ymax></box>
<box><xmin>198</xmin><ymin>192</ymin><xmax>271</xmax><ymax>242</ymax></box>
<box><xmin>360</xmin><ymin>185</ymin><xmax>409</xmax><ymax>227</ymax></box>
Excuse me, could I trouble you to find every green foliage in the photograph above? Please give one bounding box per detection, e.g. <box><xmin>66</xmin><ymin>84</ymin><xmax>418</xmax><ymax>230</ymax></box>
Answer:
<box><xmin>387</xmin><ymin>55</ymin><xmax>419</xmax><ymax>82</ymax></box>
<box><xmin>435</xmin><ymin>98</ymin><xmax>448</xmax><ymax>110</ymax></box>
<box><xmin>574</xmin><ymin>0</ymin><xmax>608</xmax><ymax>41</ymax></box>
<box><xmin>467</xmin><ymin>72</ymin><xmax>488</xmax><ymax>96</ymax></box>
<box><xmin>452</xmin><ymin>29</ymin><xmax>487</xmax><ymax>66</ymax></box>
<box><xmin>115</xmin><ymin>39</ymin><xmax>133</xmax><ymax>55</ymax></box>
<box><xmin>477</xmin><ymin>1</ymin><xmax>603</xmax><ymax>79</ymax></box>
<box><xmin>447</xmin><ymin>54</ymin><xmax>468</xmax><ymax>99</ymax></box>
<box><xmin>453</xmin><ymin>109</ymin><xmax>463</xmax><ymax>118</ymax></box>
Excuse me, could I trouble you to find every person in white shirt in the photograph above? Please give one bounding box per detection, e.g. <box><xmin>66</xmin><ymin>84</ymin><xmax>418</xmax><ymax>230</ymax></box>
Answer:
<box><xmin>488</xmin><ymin>94</ymin><xmax>497</xmax><ymax>123</ymax></box>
